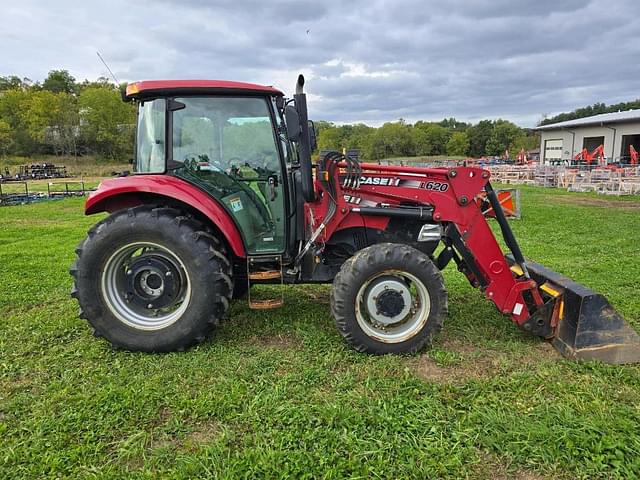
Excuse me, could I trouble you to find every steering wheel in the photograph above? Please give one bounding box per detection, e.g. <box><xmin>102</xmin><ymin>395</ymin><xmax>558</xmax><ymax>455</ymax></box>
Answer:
<box><xmin>224</xmin><ymin>157</ymin><xmax>247</xmax><ymax>176</ymax></box>
<box><xmin>182</xmin><ymin>153</ymin><xmax>224</xmax><ymax>172</ymax></box>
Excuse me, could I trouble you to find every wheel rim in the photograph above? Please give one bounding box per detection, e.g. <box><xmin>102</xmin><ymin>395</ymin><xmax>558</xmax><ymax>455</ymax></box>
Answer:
<box><xmin>355</xmin><ymin>269</ymin><xmax>431</xmax><ymax>343</ymax></box>
<box><xmin>101</xmin><ymin>242</ymin><xmax>191</xmax><ymax>330</ymax></box>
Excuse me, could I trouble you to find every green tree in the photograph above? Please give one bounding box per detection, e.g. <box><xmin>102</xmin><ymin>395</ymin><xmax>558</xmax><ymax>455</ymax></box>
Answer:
<box><xmin>20</xmin><ymin>90</ymin><xmax>59</xmax><ymax>149</ymax></box>
<box><xmin>0</xmin><ymin>89</ymin><xmax>34</xmax><ymax>154</ymax></box>
<box><xmin>509</xmin><ymin>133</ymin><xmax>539</xmax><ymax>154</ymax></box>
<box><xmin>0</xmin><ymin>119</ymin><xmax>13</xmax><ymax>157</ymax></box>
<box><xmin>364</xmin><ymin>121</ymin><xmax>414</xmax><ymax>160</ymax></box>
<box><xmin>0</xmin><ymin>76</ymin><xmax>25</xmax><ymax>91</ymax></box>
<box><xmin>438</xmin><ymin>118</ymin><xmax>469</xmax><ymax>130</ymax></box>
<box><xmin>346</xmin><ymin>123</ymin><xmax>374</xmax><ymax>153</ymax></box>
<box><xmin>446</xmin><ymin>131</ymin><xmax>469</xmax><ymax>156</ymax></box>
<box><xmin>20</xmin><ymin>90</ymin><xmax>79</xmax><ymax>155</ymax></box>
<box><xmin>466</xmin><ymin>120</ymin><xmax>493</xmax><ymax>157</ymax></box>
<box><xmin>78</xmin><ymin>77</ymin><xmax>113</xmax><ymax>91</ymax></box>
<box><xmin>316</xmin><ymin>123</ymin><xmax>374</xmax><ymax>157</ymax></box>
<box><xmin>317</xmin><ymin>126</ymin><xmax>344</xmax><ymax>152</ymax></box>
<box><xmin>42</xmin><ymin>70</ymin><xmax>77</xmax><ymax>94</ymax></box>
<box><xmin>413</xmin><ymin>122</ymin><xmax>450</xmax><ymax>155</ymax></box>
<box><xmin>79</xmin><ymin>86</ymin><xmax>135</xmax><ymax>158</ymax></box>
<box><xmin>485</xmin><ymin>120</ymin><xmax>523</xmax><ymax>156</ymax></box>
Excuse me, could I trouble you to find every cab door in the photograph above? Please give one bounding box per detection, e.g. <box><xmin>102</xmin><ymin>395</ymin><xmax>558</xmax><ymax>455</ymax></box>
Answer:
<box><xmin>170</xmin><ymin>96</ymin><xmax>287</xmax><ymax>254</ymax></box>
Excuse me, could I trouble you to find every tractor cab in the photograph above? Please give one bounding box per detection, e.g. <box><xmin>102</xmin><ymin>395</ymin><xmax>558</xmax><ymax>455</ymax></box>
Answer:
<box><xmin>125</xmin><ymin>79</ymin><xmax>314</xmax><ymax>258</ymax></box>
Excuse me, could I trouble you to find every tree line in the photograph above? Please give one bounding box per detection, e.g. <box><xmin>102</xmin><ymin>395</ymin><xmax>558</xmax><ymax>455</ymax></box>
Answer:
<box><xmin>1</xmin><ymin>69</ymin><xmax>542</xmax><ymax>163</ymax></box>
<box><xmin>539</xmin><ymin>99</ymin><xmax>640</xmax><ymax>126</ymax></box>
<box><xmin>0</xmin><ymin>70</ymin><xmax>135</xmax><ymax>159</ymax></box>
<box><xmin>316</xmin><ymin>118</ymin><xmax>539</xmax><ymax>161</ymax></box>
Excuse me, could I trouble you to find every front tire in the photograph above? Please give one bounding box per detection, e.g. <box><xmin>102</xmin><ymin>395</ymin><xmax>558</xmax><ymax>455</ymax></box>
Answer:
<box><xmin>330</xmin><ymin>243</ymin><xmax>447</xmax><ymax>354</ymax></box>
<box><xmin>70</xmin><ymin>206</ymin><xmax>232</xmax><ymax>352</ymax></box>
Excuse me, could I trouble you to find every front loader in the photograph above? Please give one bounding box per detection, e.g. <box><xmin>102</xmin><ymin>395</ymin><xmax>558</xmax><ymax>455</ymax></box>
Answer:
<box><xmin>70</xmin><ymin>76</ymin><xmax>640</xmax><ymax>363</ymax></box>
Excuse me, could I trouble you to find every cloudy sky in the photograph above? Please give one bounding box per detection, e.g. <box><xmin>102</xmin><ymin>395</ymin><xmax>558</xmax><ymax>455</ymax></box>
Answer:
<box><xmin>2</xmin><ymin>0</ymin><xmax>639</xmax><ymax>126</ymax></box>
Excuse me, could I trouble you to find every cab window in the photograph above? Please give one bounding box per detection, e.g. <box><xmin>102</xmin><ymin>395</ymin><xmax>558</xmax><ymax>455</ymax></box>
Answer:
<box><xmin>135</xmin><ymin>99</ymin><xmax>166</xmax><ymax>173</ymax></box>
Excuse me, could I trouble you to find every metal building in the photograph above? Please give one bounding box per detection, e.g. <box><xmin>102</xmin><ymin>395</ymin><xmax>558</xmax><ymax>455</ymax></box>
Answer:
<box><xmin>536</xmin><ymin>109</ymin><xmax>640</xmax><ymax>164</ymax></box>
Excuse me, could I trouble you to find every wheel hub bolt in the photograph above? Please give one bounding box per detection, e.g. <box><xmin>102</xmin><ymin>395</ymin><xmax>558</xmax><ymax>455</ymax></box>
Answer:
<box><xmin>147</xmin><ymin>303</ymin><xmax>153</xmax><ymax>309</ymax></box>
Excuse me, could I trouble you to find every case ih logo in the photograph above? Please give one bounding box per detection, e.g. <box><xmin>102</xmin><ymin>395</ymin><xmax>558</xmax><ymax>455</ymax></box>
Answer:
<box><xmin>358</xmin><ymin>176</ymin><xmax>449</xmax><ymax>192</ymax></box>
<box><xmin>359</xmin><ymin>176</ymin><xmax>401</xmax><ymax>186</ymax></box>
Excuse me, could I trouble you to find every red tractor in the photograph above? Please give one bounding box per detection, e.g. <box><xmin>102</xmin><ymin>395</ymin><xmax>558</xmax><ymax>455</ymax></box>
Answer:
<box><xmin>70</xmin><ymin>76</ymin><xmax>640</xmax><ymax>363</ymax></box>
<box><xmin>574</xmin><ymin>144</ymin><xmax>606</xmax><ymax>166</ymax></box>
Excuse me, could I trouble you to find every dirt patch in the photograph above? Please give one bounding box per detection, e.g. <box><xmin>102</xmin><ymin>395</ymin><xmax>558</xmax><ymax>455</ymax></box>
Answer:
<box><xmin>246</xmin><ymin>333</ymin><xmax>300</xmax><ymax>350</ymax></box>
<box><xmin>154</xmin><ymin>406</ymin><xmax>172</xmax><ymax>425</ymax></box>
<box><xmin>302</xmin><ymin>289</ymin><xmax>331</xmax><ymax>304</ymax></box>
<box><xmin>443</xmin><ymin>337</ymin><xmax>559</xmax><ymax>364</ymax></box>
<box><xmin>0</xmin><ymin>375</ymin><xmax>37</xmax><ymax>395</ymax></box>
<box><xmin>183</xmin><ymin>419</ymin><xmax>223</xmax><ymax>447</ymax></box>
<box><xmin>474</xmin><ymin>452</ymin><xmax>551</xmax><ymax>480</ymax></box>
<box><xmin>5</xmin><ymin>218</ymin><xmax>64</xmax><ymax>226</ymax></box>
<box><xmin>410</xmin><ymin>338</ymin><xmax>559</xmax><ymax>384</ymax></box>
<box><xmin>549</xmin><ymin>195</ymin><xmax>640</xmax><ymax>209</ymax></box>
<box><xmin>146</xmin><ymin>411</ymin><xmax>224</xmax><ymax>453</ymax></box>
<box><xmin>518</xmin><ymin>340</ymin><xmax>559</xmax><ymax>363</ymax></box>
<box><xmin>411</xmin><ymin>354</ymin><xmax>495</xmax><ymax>383</ymax></box>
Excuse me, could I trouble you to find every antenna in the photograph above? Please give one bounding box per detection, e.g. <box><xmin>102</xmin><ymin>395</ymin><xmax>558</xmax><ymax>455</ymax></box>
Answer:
<box><xmin>96</xmin><ymin>51</ymin><xmax>119</xmax><ymax>84</ymax></box>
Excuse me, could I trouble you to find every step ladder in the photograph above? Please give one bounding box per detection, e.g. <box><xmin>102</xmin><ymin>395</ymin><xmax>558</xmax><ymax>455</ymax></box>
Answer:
<box><xmin>247</xmin><ymin>255</ymin><xmax>284</xmax><ymax>310</ymax></box>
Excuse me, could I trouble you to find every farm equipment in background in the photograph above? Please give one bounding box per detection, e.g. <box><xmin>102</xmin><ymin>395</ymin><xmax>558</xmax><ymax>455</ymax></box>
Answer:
<box><xmin>630</xmin><ymin>145</ymin><xmax>638</xmax><ymax>166</ymax></box>
<box><xmin>14</xmin><ymin>163</ymin><xmax>69</xmax><ymax>181</ymax></box>
<box><xmin>1</xmin><ymin>163</ymin><xmax>70</xmax><ymax>182</ymax></box>
<box><xmin>574</xmin><ymin>144</ymin><xmax>606</xmax><ymax>166</ymax></box>
<box><xmin>69</xmin><ymin>76</ymin><xmax>640</xmax><ymax>364</ymax></box>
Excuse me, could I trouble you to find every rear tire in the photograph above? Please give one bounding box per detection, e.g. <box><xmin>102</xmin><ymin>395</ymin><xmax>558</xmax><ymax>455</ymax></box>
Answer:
<box><xmin>330</xmin><ymin>243</ymin><xmax>447</xmax><ymax>354</ymax></box>
<box><xmin>70</xmin><ymin>206</ymin><xmax>232</xmax><ymax>352</ymax></box>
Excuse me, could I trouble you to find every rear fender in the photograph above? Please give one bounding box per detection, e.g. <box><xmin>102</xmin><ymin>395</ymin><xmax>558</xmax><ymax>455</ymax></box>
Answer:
<box><xmin>85</xmin><ymin>175</ymin><xmax>246</xmax><ymax>258</ymax></box>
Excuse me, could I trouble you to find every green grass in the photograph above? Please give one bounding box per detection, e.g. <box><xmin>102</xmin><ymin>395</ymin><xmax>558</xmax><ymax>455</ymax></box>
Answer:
<box><xmin>1</xmin><ymin>188</ymin><xmax>640</xmax><ymax>479</ymax></box>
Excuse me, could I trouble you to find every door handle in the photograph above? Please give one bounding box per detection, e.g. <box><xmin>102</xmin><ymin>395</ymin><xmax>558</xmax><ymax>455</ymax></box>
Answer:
<box><xmin>267</xmin><ymin>175</ymin><xmax>278</xmax><ymax>201</ymax></box>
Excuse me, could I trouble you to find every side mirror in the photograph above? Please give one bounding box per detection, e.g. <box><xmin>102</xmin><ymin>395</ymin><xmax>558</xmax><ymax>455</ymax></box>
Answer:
<box><xmin>308</xmin><ymin>120</ymin><xmax>317</xmax><ymax>151</ymax></box>
<box><xmin>284</xmin><ymin>105</ymin><xmax>301</xmax><ymax>141</ymax></box>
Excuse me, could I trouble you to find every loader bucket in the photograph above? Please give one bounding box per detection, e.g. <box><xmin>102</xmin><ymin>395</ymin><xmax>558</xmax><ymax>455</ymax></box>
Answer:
<box><xmin>523</xmin><ymin>259</ymin><xmax>640</xmax><ymax>364</ymax></box>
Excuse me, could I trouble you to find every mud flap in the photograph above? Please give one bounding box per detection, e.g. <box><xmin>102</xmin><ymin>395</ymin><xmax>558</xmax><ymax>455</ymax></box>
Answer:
<box><xmin>509</xmin><ymin>256</ymin><xmax>640</xmax><ymax>364</ymax></box>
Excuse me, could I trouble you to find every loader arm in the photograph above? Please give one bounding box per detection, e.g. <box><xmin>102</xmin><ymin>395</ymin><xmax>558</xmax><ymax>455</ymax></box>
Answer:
<box><xmin>308</xmin><ymin>158</ymin><xmax>640</xmax><ymax>364</ymax></box>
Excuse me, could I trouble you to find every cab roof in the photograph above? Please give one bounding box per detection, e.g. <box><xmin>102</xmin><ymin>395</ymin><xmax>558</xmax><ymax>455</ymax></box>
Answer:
<box><xmin>125</xmin><ymin>80</ymin><xmax>283</xmax><ymax>99</ymax></box>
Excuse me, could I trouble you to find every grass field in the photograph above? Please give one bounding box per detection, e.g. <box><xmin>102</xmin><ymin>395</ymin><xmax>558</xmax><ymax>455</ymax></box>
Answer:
<box><xmin>1</xmin><ymin>187</ymin><xmax>640</xmax><ymax>479</ymax></box>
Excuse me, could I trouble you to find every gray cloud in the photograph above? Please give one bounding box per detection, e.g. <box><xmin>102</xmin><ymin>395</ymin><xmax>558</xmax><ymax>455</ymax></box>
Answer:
<box><xmin>2</xmin><ymin>0</ymin><xmax>639</xmax><ymax>126</ymax></box>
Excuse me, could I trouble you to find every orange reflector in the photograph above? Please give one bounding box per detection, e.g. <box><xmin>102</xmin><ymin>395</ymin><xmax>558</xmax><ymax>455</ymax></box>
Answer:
<box><xmin>125</xmin><ymin>83</ymin><xmax>140</xmax><ymax>97</ymax></box>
